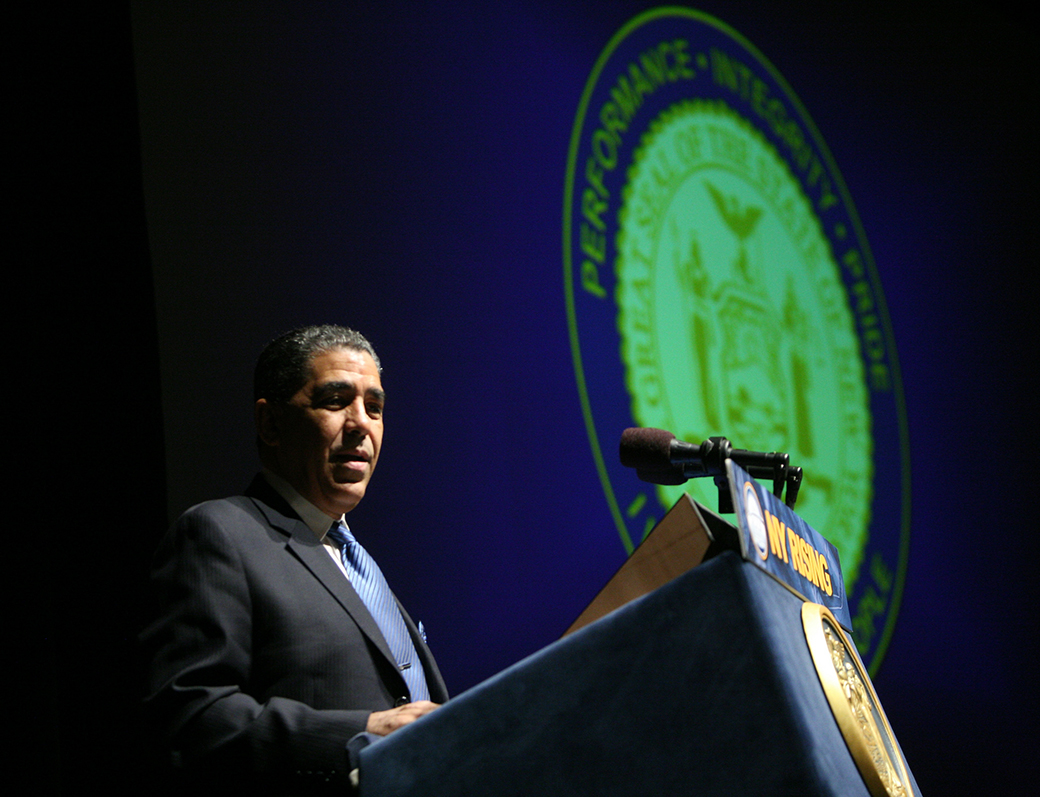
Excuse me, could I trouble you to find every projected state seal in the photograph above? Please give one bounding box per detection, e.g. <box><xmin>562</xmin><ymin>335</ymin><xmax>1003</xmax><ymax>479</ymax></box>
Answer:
<box><xmin>563</xmin><ymin>7</ymin><xmax>910</xmax><ymax>673</ymax></box>
<box><xmin>617</xmin><ymin>100</ymin><xmax>872</xmax><ymax>586</ymax></box>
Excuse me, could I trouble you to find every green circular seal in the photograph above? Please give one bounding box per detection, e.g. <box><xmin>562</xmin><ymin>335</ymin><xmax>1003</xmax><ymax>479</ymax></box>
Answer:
<box><xmin>563</xmin><ymin>7</ymin><xmax>910</xmax><ymax>674</ymax></box>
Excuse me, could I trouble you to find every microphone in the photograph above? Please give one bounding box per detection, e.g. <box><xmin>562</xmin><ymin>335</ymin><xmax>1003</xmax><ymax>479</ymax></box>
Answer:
<box><xmin>619</xmin><ymin>427</ymin><xmax>801</xmax><ymax>509</ymax></box>
<box><xmin>619</xmin><ymin>427</ymin><xmax>724</xmax><ymax>484</ymax></box>
<box><xmin>620</xmin><ymin>427</ymin><xmax>797</xmax><ymax>490</ymax></box>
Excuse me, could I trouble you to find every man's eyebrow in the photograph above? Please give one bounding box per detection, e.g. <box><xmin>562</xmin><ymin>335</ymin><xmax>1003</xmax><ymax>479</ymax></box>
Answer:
<box><xmin>312</xmin><ymin>380</ymin><xmax>355</xmax><ymax>399</ymax></box>
<box><xmin>311</xmin><ymin>381</ymin><xmax>385</xmax><ymax>404</ymax></box>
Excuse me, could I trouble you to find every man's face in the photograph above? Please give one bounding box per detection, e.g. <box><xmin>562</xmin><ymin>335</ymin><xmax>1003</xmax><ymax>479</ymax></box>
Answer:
<box><xmin>258</xmin><ymin>347</ymin><xmax>384</xmax><ymax>517</ymax></box>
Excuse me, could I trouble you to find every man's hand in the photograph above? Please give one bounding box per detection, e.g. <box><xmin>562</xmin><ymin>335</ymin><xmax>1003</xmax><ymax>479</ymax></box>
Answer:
<box><xmin>365</xmin><ymin>701</ymin><xmax>441</xmax><ymax>735</ymax></box>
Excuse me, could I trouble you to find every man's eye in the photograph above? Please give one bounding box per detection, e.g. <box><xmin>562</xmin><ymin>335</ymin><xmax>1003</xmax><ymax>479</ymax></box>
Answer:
<box><xmin>367</xmin><ymin>403</ymin><xmax>383</xmax><ymax>417</ymax></box>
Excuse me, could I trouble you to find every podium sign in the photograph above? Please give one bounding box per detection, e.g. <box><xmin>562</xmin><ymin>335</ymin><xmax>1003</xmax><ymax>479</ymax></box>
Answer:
<box><xmin>727</xmin><ymin>460</ymin><xmax>851</xmax><ymax>630</ymax></box>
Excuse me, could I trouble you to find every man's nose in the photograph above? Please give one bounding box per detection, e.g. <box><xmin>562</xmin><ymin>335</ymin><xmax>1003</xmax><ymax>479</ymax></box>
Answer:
<box><xmin>343</xmin><ymin>398</ymin><xmax>372</xmax><ymax>433</ymax></box>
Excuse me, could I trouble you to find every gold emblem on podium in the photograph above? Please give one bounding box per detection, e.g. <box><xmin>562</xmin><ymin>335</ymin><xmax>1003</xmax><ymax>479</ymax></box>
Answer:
<box><xmin>801</xmin><ymin>602</ymin><xmax>914</xmax><ymax>796</ymax></box>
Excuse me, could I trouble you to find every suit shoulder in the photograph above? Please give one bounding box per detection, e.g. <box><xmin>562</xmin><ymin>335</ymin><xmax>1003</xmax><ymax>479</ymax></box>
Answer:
<box><xmin>162</xmin><ymin>495</ymin><xmax>277</xmax><ymax>554</ymax></box>
<box><xmin>178</xmin><ymin>494</ymin><xmax>261</xmax><ymax>525</ymax></box>
<box><xmin>172</xmin><ymin>495</ymin><xmax>258</xmax><ymax>531</ymax></box>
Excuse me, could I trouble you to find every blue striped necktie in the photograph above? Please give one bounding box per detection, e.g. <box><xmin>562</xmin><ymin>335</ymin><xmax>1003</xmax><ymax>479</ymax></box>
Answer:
<box><xmin>326</xmin><ymin>521</ymin><xmax>430</xmax><ymax>702</ymax></box>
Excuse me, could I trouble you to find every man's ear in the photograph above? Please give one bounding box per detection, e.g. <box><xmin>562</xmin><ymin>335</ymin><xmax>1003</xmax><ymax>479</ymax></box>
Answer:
<box><xmin>255</xmin><ymin>398</ymin><xmax>280</xmax><ymax>447</ymax></box>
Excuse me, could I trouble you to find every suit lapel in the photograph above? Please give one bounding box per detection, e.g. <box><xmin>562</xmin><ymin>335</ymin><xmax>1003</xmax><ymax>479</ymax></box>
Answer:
<box><xmin>245</xmin><ymin>476</ymin><xmax>404</xmax><ymax>683</ymax></box>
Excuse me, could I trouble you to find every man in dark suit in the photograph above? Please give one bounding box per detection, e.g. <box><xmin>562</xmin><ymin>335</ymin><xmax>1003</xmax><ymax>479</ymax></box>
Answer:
<box><xmin>141</xmin><ymin>325</ymin><xmax>447</xmax><ymax>794</ymax></box>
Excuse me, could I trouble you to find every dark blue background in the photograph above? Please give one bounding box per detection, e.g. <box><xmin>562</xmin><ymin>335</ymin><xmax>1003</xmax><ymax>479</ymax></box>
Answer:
<box><xmin>25</xmin><ymin>2</ymin><xmax>1036</xmax><ymax>794</ymax></box>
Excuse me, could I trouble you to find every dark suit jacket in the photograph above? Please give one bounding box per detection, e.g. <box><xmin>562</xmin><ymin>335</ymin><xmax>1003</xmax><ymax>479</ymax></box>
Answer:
<box><xmin>141</xmin><ymin>475</ymin><xmax>447</xmax><ymax>794</ymax></box>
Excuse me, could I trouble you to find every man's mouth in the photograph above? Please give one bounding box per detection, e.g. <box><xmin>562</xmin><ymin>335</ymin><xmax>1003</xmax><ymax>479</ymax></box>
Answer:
<box><xmin>330</xmin><ymin>450</ymin><xmax>370</xmax><ymax>467</ymax></box>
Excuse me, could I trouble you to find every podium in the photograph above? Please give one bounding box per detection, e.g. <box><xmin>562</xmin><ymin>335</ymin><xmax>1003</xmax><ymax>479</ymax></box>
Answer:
<box><xmin>356</xmin><ymin>491</ymin><xmax>919</xmax><ymax>796</ymax></box>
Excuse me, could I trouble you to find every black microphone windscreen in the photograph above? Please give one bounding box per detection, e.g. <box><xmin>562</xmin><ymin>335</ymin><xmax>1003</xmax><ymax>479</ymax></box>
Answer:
<box><xmin>619</xmin><ymin>427</ymin><xmax>676</xmax><ymax>470</ymax></box>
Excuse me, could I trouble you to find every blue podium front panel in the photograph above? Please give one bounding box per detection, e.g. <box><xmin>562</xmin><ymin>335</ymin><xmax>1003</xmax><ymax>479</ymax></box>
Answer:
<box><xmin>359</xmin><ymin>552</ymin><xmax>914</xmax><ymax>796</ymax></box>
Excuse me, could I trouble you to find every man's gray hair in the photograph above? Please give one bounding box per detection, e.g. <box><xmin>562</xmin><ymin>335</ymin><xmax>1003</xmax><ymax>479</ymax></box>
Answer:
<box><xmin>254</xmin><ymin>324</ymin><xmax>381</xmax><ymax>404</ymax></box>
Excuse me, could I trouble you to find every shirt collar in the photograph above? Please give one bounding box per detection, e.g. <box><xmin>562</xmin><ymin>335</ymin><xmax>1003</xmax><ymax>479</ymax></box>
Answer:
<box><xmin>261</xmin><ymin>467</ymin><xmax>345</xmax><ymax>541</ymax></box>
